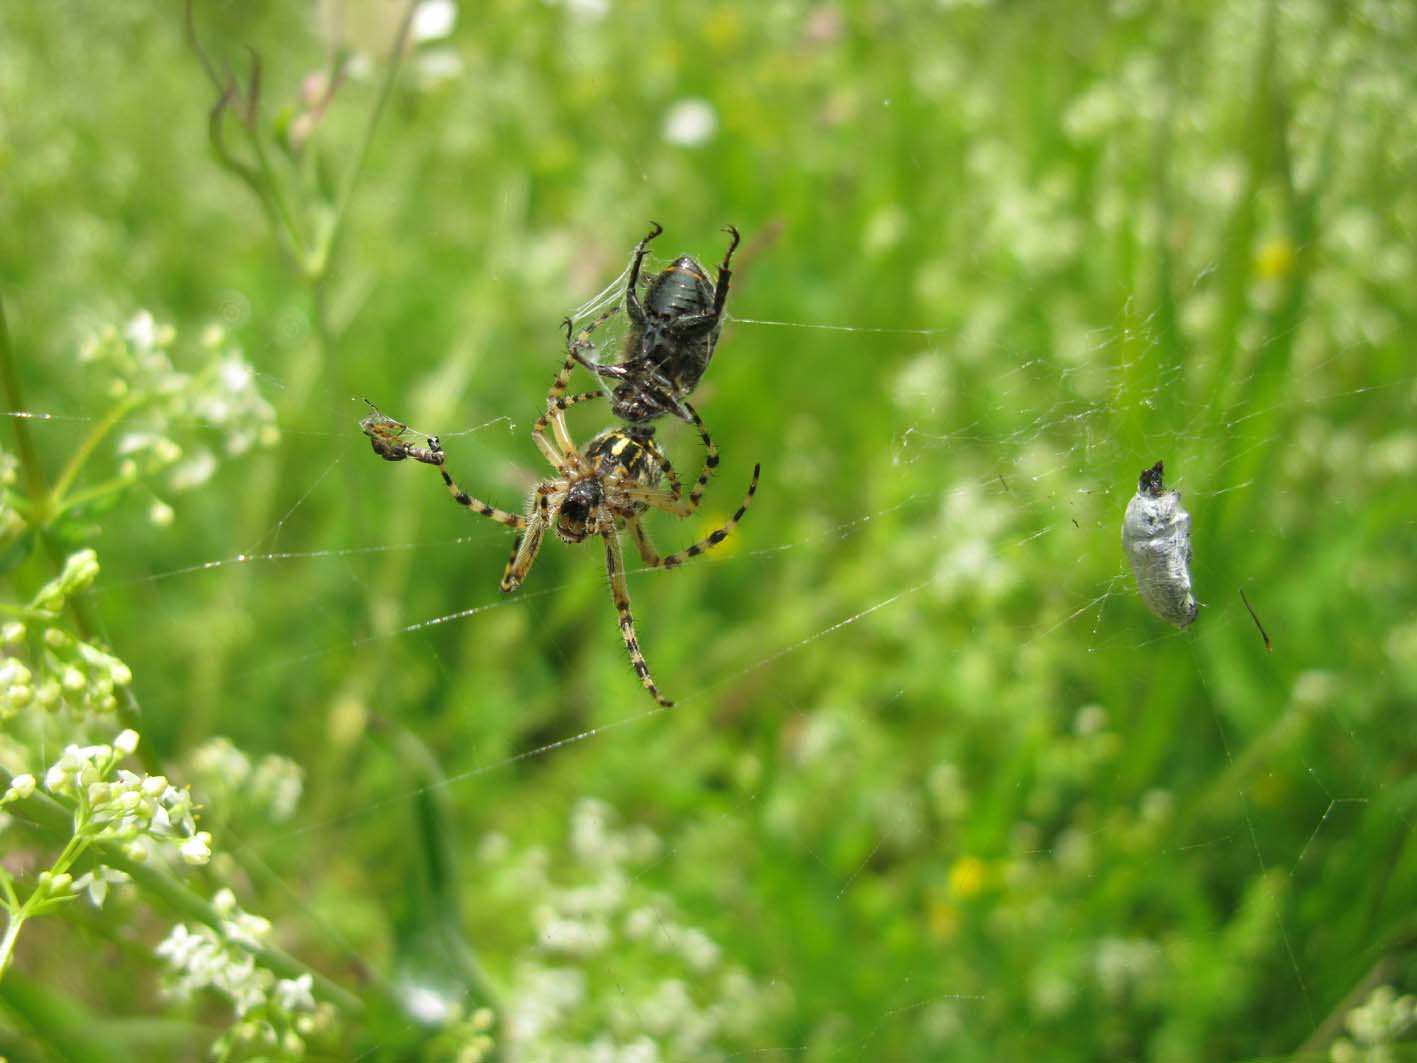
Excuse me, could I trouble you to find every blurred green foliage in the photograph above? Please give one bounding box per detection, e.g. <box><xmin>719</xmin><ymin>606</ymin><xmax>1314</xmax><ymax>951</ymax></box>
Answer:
<box><xmin>2</xmin><ymin>0</ymin><xmax>1417</xmax><ymax>1060</ymax></box>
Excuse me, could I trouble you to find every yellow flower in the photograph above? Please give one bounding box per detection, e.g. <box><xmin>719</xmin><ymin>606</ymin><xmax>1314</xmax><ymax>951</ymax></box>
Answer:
<box><xmin>948</xmin><ymin>855</ymin><xmax>987</xmax><ymax>899</ymax></box>
<box><xmin>1256</xmin><ymin>237</ymin><xmax>1295</xmax><ymax>280</ymax></box>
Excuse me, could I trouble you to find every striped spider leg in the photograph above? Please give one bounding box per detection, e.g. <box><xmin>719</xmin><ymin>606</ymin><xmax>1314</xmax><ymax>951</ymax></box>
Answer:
<box><xmin>605</xmin><ymin>461</ymin><xmax>760</xmax><ymax>707</ymax></box>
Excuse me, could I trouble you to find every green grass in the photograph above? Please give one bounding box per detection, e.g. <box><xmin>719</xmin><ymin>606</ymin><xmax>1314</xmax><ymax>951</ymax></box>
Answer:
<box><xmin>2</xmin><ymin>1</ymin><xmax>1416</xmax><ymax>1060</ymax></box>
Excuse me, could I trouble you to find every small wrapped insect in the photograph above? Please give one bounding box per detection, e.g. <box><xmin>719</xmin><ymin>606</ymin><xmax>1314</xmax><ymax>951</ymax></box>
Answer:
<box><xmin>1121</xmin><ymin>460</ymin><xmax>1198</xmax><ymax>628</ymax></box>
<box><xmin>359</xmin><ymin>400</ymin><xmax>444</xmax><ymax>465</ymax></box>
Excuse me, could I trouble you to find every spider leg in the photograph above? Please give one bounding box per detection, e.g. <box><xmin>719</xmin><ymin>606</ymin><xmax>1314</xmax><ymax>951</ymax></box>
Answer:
<box><xmin>619</xmin><ymin>400</ymin><xmax>719</xmax><ymax>518</ymax></box>
<box><xmin>602</xmin><ymin>527</ymin><xmax>673</xmax><ymax>707</ymax></box>
<box><xmin>625</xmin><ymin>221</ymin><xmax>663</xmax><ymax>326</ymax></box>
<box><xmin>437</xmin><ymin>461</ymin><xmax>528</xmax><ymax>530</ymax></box>
<box><xmin>627</xmin><ymin>462</ymin><xmax>760</xmax><ymax>569</ymax></box>
<box><xmin>545</xmin><ymin>328</ymin><xmax>581</xmax><ymax>406</ymax></box>
<box><xmin>641</xmin><ymin>436</ymin><xmax>684</xmax><ymax>502</ymax></box>
<box><xmin>532</xmin><ymin>390</ymin><xmax>603</xmax><ymax>470</ymax></box>
<box><xmin>500</xmin><ymin>487</ymin><xmax>558</xmax><ymax>592</ymax></box>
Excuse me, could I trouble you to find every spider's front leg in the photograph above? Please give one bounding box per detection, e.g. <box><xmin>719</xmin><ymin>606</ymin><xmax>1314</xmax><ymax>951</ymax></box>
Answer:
<box><xmin>532</xmin><ymin>389</ymin><xmax>603</xmax><ymax>470</ymax></box>
<box><xmin>500</xmin><ymin>486</ymin><xmax>557</xmax><ymax>593</ymax></box>
<box><xmin>435</xmin><ymin>455</ymin><xmax>528</xmax><ymax>530</ymax></box>
<box><xmin>602</xmin><ymin>527</ymin><xmax>673</xmax><ymax>707</ymax></box>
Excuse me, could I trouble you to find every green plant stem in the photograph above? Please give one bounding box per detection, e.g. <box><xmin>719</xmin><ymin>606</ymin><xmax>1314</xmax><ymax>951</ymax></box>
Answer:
<box><xmin>0</xmin><ymin>602</ymin><xmax>58</xmax><ymax>621</ymax></box>
<box><xmin>316</xmin><ymin>0</ymin><xmax>418</xmax><ymax>278</ymax></box>
<box><xmin>48</xmin><ymin>395</ymin><xmax>139</xmax><ymax>511</ymax></box>
<box><xmin>0</xmin><ymin>914</ymin><xmax>24</xmax><ymax>980</ymax></box>
<box><xmin>0</xmin><ymin>296</ymin><xmax>47</xmax><ymax>509</ymax></box>
<box><xmin>0</xmin><ymin>294</ymin><xmax>160</xmax><ymax>772</ymax></box>
<box><xmin>249</xmin><ymin>128</ymin><xmax>309</xmax><ymax>261</ymax></box>
<box><xmin>53</xmin><ymin>473</ymin><xmax>141</xmax><ymax>518</ymax></box>
<box><xmin>0</xmin><ymin>828</ymin><xmax>89</xmax><ymax>977</ymax></box>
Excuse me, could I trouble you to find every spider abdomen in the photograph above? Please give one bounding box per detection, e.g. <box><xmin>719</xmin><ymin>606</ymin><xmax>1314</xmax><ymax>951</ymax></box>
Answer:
<box><xmin>585</xmin><ymin>427</ymin><xmax>666</xmax><ymax>497</ymax></box>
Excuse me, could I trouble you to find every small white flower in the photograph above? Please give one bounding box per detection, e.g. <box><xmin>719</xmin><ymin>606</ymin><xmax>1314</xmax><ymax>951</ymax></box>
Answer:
<box><xmin>72</xmin><ymin>865</ymin><xmax>130</xmax><ymax>907</ymax></box>
<box><xmin>568</xmin><ymin>0</ymin><xmax>610</xmax><ymax>16</ymax></box>
<box><xmin>402</xmin><ymin>981</ymin><xmax>457</xmax><ymax>1024</ymax></box>
<box><xmin>678</xmin><ymin>927</ymin><xmax>720</xmax><ymax>971</ymax></box>
<box><xmin>274</xmin><ymin>973</ymin><xmax>316</xmax><ymax>1013</ymax></box>
<box><xmin>180</xmin><ymin>831</ymin><xmax>213</xmax><ymax>865</ymax></box>
<box><xmin>662</xmin><ymin>99</ymin><xmax>717</xmax><ymax>147</ymax></box>
<box><xmin>168</xmin><ymin>449</ymin><xmax>218</xmax><ymax>492</ymax></box>
<box><xmin>5</xmin><ymin>773</ymin><xmax>35</xmax><ymax>800</ymax></box>
<box><xmin>412</xmin><ymin>0</ymin><xmax>456</xmax><ymax>41</ymax></box>
<box><xmin>415</xmin><ymin>48</ymin><xmax>464</xmax><ymax>87</ymax></box>
<box><xmin>114</xmin><ymin>729</ymin><xmax>140</xmax><ymax>756</ymax></box>
<box><xmin>125</xmin><ymin>311</ymin><xmax>158</xmax><ymax>350</ymax></box>
<box><xmin>148</xmin><ymin>500</ymin><xmax>175</xmax><ymax>527</ymax></box>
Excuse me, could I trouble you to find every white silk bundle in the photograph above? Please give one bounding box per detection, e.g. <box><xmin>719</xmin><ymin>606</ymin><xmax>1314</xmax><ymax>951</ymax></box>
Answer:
<box><xmin>1121</xmin><ymin>461</ymin><xmax>1198</xmax><ymax>629</ymax></box>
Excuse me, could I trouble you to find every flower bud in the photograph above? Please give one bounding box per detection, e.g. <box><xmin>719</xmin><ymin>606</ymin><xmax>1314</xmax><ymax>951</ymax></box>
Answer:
<box><xmin>180</xmin><ymin>831</ymin><xmax>213</xmax><ymax>865</ymax></box>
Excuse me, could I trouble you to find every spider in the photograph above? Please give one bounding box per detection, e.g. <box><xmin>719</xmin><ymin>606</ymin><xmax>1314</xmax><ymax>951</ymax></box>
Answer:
<box><xmin>359</xmin><ymin>399</ymin><xmax>445</xmax><ymax>465</ymax></box>
<box><xmin>399</xmin><ymin>346</ymin><xmax>760</xmax><ymax>707</ymax></box>
<box><xmin>569</xmin><ymin>222</ymin><xmax>741</xmax><ymax>425</ymax></box>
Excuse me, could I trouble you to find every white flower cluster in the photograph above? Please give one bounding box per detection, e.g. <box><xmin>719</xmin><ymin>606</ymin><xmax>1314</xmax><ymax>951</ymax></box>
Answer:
<box><xmin>0</xmin><ymin>728</ymin><xmax>218</xmax><ymax>974</ymax></box>
<box><xmin>186</xmin><ymin>736</ymin><xmax>303</xmax><ymax>823</ymax></box>
<box><xmin>0</xmin><ymin>446</ymin><xmax>23</xmax><ymax>542</ymax></box>
<box><xmin>485</xmin><ymin>798</ymin><xmax>787</xmax><ymax>1062</ymax></box>
<box><xmin>418</xmin><ymin>1001</ymin><xmax>497</xmax><ymax>1063</ymax></box>
<box><xmin>77</xmin><ymin>311</ymin><xmax>278</xmax><ymax>515</ymax></box>
<box><xmin>1</xmin><ymin>550</ymin><xmax>133</xmax><ymax>719</ymax></box>
<box><xmin>1331</xmin><ymin>985</ymin><xmax>1416</xmax><ymax>1063</ymax></box>
<box><xmin>29</xmin><ymin>729</ymin><xmax>212</xmax><ymax>880</ymax></box>
<box><xmin>156</xmin><ymin>889</ymin><xmax>335</xmax><ymax>1059</ymax></box>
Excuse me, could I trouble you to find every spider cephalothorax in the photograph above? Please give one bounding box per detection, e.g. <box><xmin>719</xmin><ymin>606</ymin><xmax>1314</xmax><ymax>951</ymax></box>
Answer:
<box><xmin>556</xmin><ymin>477</ymin><xmax>605</xmax><ymax>542</ymax></box>
<box><xmin>570</xmin><ymin>222</ymin><xmax>741</xmax><ymax>425</ymax></box>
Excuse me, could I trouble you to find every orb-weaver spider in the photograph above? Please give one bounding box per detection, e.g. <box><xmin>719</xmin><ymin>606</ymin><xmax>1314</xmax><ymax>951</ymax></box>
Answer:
<box><xmin>377</xmin><ymin>344</ymin><xmax>760</xmax><ymax>707</ymax></box>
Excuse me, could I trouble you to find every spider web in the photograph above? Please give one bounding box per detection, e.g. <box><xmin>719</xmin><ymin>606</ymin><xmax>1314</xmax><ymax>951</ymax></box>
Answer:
<box><xmin>12</xmin><ymin>222</ymin><xmax>1407</xmax><ymax>1060</ymax></box>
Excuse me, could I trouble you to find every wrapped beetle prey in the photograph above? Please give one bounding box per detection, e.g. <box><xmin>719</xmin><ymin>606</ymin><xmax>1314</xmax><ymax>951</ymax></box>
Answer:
<box><xmin>1121</xmin><ymin>460</ymin><xmax>1197</xmax><ymax>628</ymax></box>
